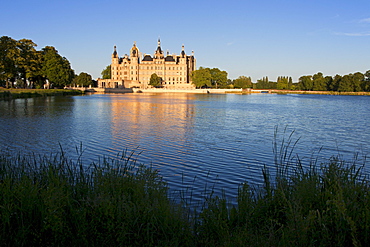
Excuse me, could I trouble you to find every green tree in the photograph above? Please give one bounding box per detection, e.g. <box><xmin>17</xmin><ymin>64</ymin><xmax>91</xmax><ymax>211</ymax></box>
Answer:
<box><xmin>210</xmin><ymin>68</ymin><xmax>228</xmax><ymax>88</ymax></box>
<box><xmin>149</xmin><ymin>73</ymin><xmax>162</xmax><ymax>87</ymax></box>
<box><xmin>352</xmin><ymin>72</ymin><xmax>364</xmax><ymax>92</ymax></box>
<box><xmin>191</xmin><ymin>67</ymin><xmax>212</xmax><ymax>88</ymax></box>
<box><xmin>254</xmin><ymin>76</ymin><xmax>276</xmax><ymax>89</ymax></box>
<box><xmin>16</xmin><ymin>39</ymin><xmax>43</xmax><ymax>88</ymax></box>
<box><xmin>73</xmin><ymin>72</ymin><xmax>93</xmax><ymax>87</ymax></box>
<box><xmin>0</xmin><ymin>36</ymin><xmax>18</xmax><ymax>88</ymax></box>
<box><xmin>101</xmin><ymin>65</ymin><xmax>111</xmax><ymax>79</ymax></box>
<box><xmin>41</xmin><ymin>46</ymin><xmax>75</xmax><ymax>88</ymax></box>
<box><xmin>288</xmin><ymin>77</ymin><xmax>293</xmax><ymax>89</ymax></box>
<box><xmin>338</xmin><ymin>75</ymin><xmax>352</xmax><ymax>92</ymax></box>
<box><xmin>328</xmin><ymin>74</ymin><xmax>342</xmax><ymax>91</ymax></box>
<box><xmin>362</xmin><ymin>70</ymin><xmax>370</xmax><ymax>91</ymax></box>
<box><xmin>298</xmin><ymin>75</ymin><xmax>313</xmax><ymax>90</ymax></box>
<box><xmin>233</xmin><ymin>76</ymin><xmax>252</xmax><ymax>89</ymax></box>
<box><xmin>312</xmin><ymin>72</ymin><xmax>326</xmax><ymax>91</ymax></box>
<box><xmin>277</xmin><ymin>76</ymin><xmax>289</xmax><ymax>90</ymax></box>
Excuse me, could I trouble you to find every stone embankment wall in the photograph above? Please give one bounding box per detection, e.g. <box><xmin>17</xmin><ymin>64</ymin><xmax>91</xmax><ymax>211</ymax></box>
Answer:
<box><xmin>133</xmin><ymin>88</ymin><xmax>244</xmax><ymax>94</ymax></box>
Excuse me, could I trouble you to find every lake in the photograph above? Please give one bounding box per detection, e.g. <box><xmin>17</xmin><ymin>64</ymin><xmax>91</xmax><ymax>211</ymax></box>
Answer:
<box><xmin>1</xmin><ymin>93</ymin><xmax>369</xmax><ymax>203</ymax></box>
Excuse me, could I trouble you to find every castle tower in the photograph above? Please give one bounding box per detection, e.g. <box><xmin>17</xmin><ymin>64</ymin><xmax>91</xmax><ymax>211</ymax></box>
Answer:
<box><xmin>154</xmin><ymin>38</ymin><xmax>164</xmax><ymax>59</ymax></box>
<box><xmin>130</xmin><ymin>42</ymin><xmax>139</xmax><ymax>83</ymax></box>
<box><xmin>111</xmin><ymin>46</ymin><xmax>119</xmax><ymax>80</ymax></box>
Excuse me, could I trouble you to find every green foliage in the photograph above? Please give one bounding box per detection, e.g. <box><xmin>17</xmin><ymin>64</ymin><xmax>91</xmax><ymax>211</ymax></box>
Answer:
<box><xmin>312</xmin><ymin>72</ymin><xmax>326</xmax><ymax>91</ymax></box>
<box><xmin>149</xmin><ymin>73</ymin><xmax>162</xmax><ymax>87</ymax></box>
<box><xmin>101</xmin><ymin>65</ymin><xmax>111</xmax><ymax>79</ymax></box>
<box><xmin>210</xmin><ymin>68</ymin><xmax>228</xmax><ymax>88</ymax></box>
<box><xmin>276</xmin><ymin>76</ymin><xmax>291</xmax><ymax>90</ymax></box>
<box><xmin>191</xmin><ymin>67</ymin><xmax>211</xmax><ymax>88</ymax></box>
<box><xmin>0</xmin><ymin>36</ymin><xmax>19</xmax><ymax>88</ymax></box>
<box><xmin>298</xmin><ymin>75</ymin><xmax>313</xmax><ymax>90</ymax></box>
<box><xmin>41</xmin><ymin>46</ymin><xmax>75</xmax><ymax>88</ymax></box>
<box><xmin>0</xmin><ymin>36</ymin><xmax>75</xmax><ymax>89</ymax></box>
<box><xmin>191</xmin><ymin>67</ymin><xmax>228</xmax><ymax>88</ymax></box>
<box><xmin>254</xmin><ymin>76</ymin><xmax>277</xmax><ymax>89</ymax></box>
<box><xmin>233</xmin><ymin>75</ymin><xmax>252</xmax><ymax>89</ymax></box>
<box><xmin>73</xmin><ymin>72</ymin><xmax>93</xmax><ymax>87</ymax></box>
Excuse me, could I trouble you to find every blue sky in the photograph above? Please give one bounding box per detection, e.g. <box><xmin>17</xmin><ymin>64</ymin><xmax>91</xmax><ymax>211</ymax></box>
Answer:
<box><xmin>2</xmin><ymin>0</ymin><xmax>370</xmax><ymax>81</ymax></box>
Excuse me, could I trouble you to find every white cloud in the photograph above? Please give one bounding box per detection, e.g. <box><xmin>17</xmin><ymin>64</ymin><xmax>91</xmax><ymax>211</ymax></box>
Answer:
<box><xmin>359</xmin><ymin>18</ymin><xmax>370</xmax><ymax>23</ymax></box>
<box><xmin>334</xmin><ymin>31</ymin><xmax>370</xmax><ymax>37</ymax></box>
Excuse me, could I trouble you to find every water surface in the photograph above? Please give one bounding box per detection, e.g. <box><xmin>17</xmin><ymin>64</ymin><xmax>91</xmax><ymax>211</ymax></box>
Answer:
<box><xmin>1</xmin><ymin>93</ymin><xmax>369</xmax><ymax>202</ymax></box>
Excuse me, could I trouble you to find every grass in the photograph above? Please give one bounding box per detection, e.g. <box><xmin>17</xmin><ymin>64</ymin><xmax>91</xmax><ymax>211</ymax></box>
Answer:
<box><xmin>0</xmin><ymin>88</ymin><xmax>83</xmax><ymax>100</ymax></box>
<box><xmin>1</xmin><ymin>137</ymin><xmax>370</xmax><ymax>246</ymax></box>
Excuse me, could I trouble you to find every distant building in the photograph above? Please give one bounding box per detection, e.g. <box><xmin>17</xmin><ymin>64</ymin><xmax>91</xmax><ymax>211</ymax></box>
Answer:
<box><xmin>98</xmin><ymin>39</ymin><xmax>196</xmax><ymax>89</ymax></box>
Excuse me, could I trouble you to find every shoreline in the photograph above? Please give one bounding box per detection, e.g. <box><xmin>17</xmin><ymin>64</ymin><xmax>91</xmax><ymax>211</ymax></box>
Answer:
<box><xmin>81</xmin><ymin>87</ymin><xmax>370</xmax><ymax>96</ymax></box>
<box><xmin>1</xmin><ymin>87</ymin><xmax>369</xmax><ymax>101</ymax></box>
<box><xmin>0</xmin><ymin>88</ymin><xmax>84</xmax><ymax>100</ymax></box>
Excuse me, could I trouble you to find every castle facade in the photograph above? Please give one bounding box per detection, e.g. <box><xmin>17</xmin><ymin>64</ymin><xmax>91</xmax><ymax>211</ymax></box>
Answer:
<box><xmin>98</xmin><ymin>39</ymin><xmax>196</xmax><ymax>89</ymax></box>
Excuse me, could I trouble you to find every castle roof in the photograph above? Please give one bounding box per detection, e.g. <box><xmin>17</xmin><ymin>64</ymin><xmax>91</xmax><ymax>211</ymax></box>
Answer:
<box><xmin>142</xmin><ymin>54</ymin><xmax>153</xmax><ymax>61</ymax></box>
<box><xmin>165</xmin><ymin>56</ymin><xmax>175</xmax><ymax>62</ymax></box>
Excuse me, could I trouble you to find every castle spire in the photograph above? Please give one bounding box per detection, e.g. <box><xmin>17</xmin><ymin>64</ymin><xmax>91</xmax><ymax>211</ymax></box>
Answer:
<box><xmin>113</xmin><ymin>45</ymin><xmax>117</xmax><ymax>57</ymax></box>
<box><xmin>181</xmin><ymin>44</ymin><xmax>185</xmax><ymax>57</ymax></box>
<box><xmin>155</xmin><ymin>38</ymin><xmax>163</xmax><ymax>56</ymax></box>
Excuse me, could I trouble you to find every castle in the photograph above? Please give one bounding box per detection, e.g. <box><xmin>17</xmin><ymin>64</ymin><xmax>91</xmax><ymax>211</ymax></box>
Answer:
<box><xmin>98</xmin><ymin>39</ymin><xmax>196</xmax><ymax>89</ymax></box>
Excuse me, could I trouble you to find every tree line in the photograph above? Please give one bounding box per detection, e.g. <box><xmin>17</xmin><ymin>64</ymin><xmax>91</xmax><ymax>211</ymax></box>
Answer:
<box><xmin>0</xmin><ymin>36</ymin><xmax>94</xmax><ymax>89</ymax></box>
<box><xmin>191</xmin><ymin>67</ymin><xmax>370</xmax><ymax>92</ymax></box>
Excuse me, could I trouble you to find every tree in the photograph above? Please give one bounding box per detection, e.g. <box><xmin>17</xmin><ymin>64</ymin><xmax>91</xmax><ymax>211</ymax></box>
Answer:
<box><xmin>16</xmin><ymin>39</ymin><xmax>41</xmax><ymax>88</ymax></box>
<box><xmin>329</xmin><ymin>74</ymin><xmax>342</xmax><ymax>91</ymax></box>
<box><xmin>210</xmin><ymin>68</ymin><xmax>228</xmax><ymax>88</ymax></box>
<box><xmin>73</xmin><ymin>72</ymin><xmax>93</xmax><ymax>87</ymax></box>
<box><xmin>149</xmin><ymin>73</ymin><xmax>162</xmax><ymax>87</ymax></box>
<box><xmin>298</xmin><ymin>75</ymin><xmax>313</xmax><ymax>90</ymax></box>
<box><xmin>254</xmin><ymin>76</ymin><xmax>276</xmax><ymax>89</ymax></box>
<box><xmin>362</xmin><ymin>70</ymin><xmax>370</xmax><ymax>91</ymax></box>
<box><xmin>41</xmin><ymin>46</ymin><xmax>75</xmax><ymax>88</ymax></box>
<box><xmin>312</xmin><ymin>72</ymin><xmax>326</xmax><ymax>91</ymax></box>
<box><xmin>288</xmin><ymin>77</ymin><xmax>293</xmax><ymax>89</ymax></box>
<box><xmin>191</xmin><ymin>67</ymin><xmax>212</xmax><ymax>88</ymax></box>
<box><xmin>277</xmin><ymin>76</ymin><xmax>289</xmax><ymax>90</ymax></box>
<box><xmin>233</xmin><ymin>76</ymin><xmax>252</xmax><ymax>89</ymax></box>
<box><xmin>338</xmin><ymin>75</ymin><xmax>353</xmax><ymax>92</ymax></box>
<box><xmin>0</xmin><ymin>36</ymin><xmax>18</xmax><ymax>88</ymax></box>
<box><xmin>352</xmin><ymin>72</ymin><xmax>364</xmax><ymax>92</ymax></box>
<box><xmin>324</xmin><ymin>76</ymin><xmax>333</xmax><ymax>91</ymax></box>
<box><xmin>101</xmin><ymin>65</ymin><xmax>111</xmax><ymax>79</ymax></box>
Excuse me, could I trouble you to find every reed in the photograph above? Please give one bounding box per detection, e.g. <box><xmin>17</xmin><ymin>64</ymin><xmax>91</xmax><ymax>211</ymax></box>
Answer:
<box><xmin>0</xmin><ymin>151</ymin><xmax>192</xmax><ymax>246</ymax></box>
<box><xmin>1</xmin><ymin>137</ymin><xmax>369</xmax><ymax>246</ymax></box>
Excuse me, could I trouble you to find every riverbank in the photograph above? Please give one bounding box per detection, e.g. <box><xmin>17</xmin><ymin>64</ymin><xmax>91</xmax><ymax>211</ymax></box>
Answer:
<box><xmin>271</xmin><ymin>89</ymin><xmax>370</xmax><ymax>95</ymax></box>
<box><xmin>0</xmin><ymin>88</ymin><xmax>84</xmax><ymax>100</ymax></box>
<box><xmin>70</xmin><ymin>87</ymin><xmax>370</xmax><ymax>96</ymax></box>
<box><xmin>0</xmin><ymin>149</ymin><xmax>368</xmax><ymax>246</ymax></box>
